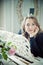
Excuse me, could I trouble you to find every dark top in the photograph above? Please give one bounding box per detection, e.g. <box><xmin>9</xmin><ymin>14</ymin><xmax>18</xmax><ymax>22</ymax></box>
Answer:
<box><xmin>30</xmin><ymin>32</ymin><xmax>43</xmax><ymax>58</ymax></box>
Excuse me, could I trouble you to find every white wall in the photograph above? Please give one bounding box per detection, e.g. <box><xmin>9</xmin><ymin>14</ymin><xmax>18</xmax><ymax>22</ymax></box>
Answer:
<box><xmin>39</xmin><ymin>0</ymin><xmax>43</xmax><ymax>29</ymax></box>
<box><xmin>0</xmin><ymin>0</ymin><xmax>20</xmax><ymax>33</ymax></box>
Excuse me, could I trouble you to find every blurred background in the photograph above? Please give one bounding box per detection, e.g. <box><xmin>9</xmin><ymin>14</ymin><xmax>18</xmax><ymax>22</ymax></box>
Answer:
<box><xmin>0</xmin><ymin>0</ymin><xmax>43</xmax><ymax>34</ymax></box>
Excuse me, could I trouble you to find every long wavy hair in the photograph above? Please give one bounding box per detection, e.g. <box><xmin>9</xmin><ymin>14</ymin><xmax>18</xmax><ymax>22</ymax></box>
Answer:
<box><xmin>22</xmin><ymin>16</ymin><xmax>42</xmax><ymax>39</ymax></box>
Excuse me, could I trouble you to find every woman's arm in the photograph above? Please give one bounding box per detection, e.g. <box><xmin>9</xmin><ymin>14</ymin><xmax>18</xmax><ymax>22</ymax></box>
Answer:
<box><xmin>30</xmin><ymin>37</ymin><xmax>40</xmax><ymax>57</ymax></box>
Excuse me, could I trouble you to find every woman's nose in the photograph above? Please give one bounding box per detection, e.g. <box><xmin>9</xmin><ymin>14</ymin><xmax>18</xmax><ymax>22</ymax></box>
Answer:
<box><xmin>29</xmin><ymin>25</ymin><xmax>32</xmax><ymax>29</ymax></box>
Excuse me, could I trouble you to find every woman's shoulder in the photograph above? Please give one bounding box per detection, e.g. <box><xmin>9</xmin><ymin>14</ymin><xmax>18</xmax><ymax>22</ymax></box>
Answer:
<box><xmin>36</xmin><ymin>32</ymin><xmax>43</xmax><ymax>38</ymax></box>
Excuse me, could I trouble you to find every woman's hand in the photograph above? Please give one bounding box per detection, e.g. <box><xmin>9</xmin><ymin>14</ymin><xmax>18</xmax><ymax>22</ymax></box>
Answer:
<box><xmin>29</xmin><ymin>27</ymin><xmax>39</xmax><ymax>38</ymax></box>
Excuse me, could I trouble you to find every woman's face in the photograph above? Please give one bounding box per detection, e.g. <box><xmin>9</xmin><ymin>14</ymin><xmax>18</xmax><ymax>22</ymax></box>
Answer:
<box><xmin>25</xmin><ymin>18</ymin><xmax>38</xmax><ymax>34</ymax></box>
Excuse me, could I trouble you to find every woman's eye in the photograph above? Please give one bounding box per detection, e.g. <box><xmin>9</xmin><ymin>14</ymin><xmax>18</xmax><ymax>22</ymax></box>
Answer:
<box><xmin>32</xmin><ymin>23</ymin><xmax>35</xmax><ymax>26</ymax></box>
<box><xmin>27</xmin><ymin>24</ymin><xmax>30</xmax><ymax>26</ymax></box>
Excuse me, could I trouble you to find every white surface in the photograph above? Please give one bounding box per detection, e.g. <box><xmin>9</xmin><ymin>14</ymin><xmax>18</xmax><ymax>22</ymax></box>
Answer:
<box><xmin>8</xmin><ymin>55</ymin><xmax>26</xmax><ymax>65</ymax></box>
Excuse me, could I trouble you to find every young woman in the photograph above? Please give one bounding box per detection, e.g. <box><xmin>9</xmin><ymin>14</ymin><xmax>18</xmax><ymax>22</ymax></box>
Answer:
<box><xmin>22</xmin><ymin>16</ymin><xmax>43</xmax><ymax>58</ymax></box>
